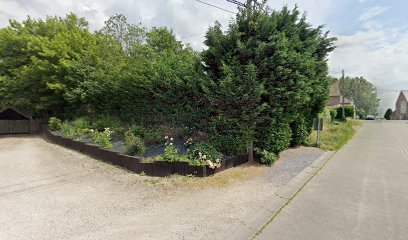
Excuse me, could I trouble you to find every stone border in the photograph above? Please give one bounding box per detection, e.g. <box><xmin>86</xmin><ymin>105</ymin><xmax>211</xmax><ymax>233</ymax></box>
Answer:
<box><xmin>43</xmin><ymin>129</ymin><xmax>249</xmax><ymax>177</ymax></box>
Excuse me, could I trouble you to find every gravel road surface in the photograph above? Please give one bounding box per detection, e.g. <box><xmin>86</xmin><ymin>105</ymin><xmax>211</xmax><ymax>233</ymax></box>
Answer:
<box><xmin>0</xmin><ymin>135</ymin><xmax>324</xmax><ymax>240</ymax></box>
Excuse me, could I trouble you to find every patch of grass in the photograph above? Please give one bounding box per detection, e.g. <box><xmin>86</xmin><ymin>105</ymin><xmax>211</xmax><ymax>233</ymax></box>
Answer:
<box><xmin>307</xmin><ymin>120</ymin><xmax>361</xmax><ymax>151</ymax></box>
<box><xmin>144</xmin><ymin>178</ymin><xmax>161</xmax><ymax>185</ymax></box>
<box><xmin>168</xmin><ymin>163</ymin><xmax>267</xmax><ymax>188</ymax></box>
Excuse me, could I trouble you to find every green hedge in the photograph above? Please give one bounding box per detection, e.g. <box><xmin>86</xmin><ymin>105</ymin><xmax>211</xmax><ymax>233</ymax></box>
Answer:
<box><xmin>335</xmin><ymin>106</ymin><xmax>355</xmax><ymax>120</ymax></box>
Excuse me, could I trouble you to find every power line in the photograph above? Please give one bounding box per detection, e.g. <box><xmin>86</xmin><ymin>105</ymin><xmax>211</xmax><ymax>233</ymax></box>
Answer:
<box><xmin>226</xmin><ymin>0</ymin><xmax>246</xmax><ymax>7</ymax></box>
<box><xmin>193</xmin><ymin>0</ymin><xmax>237</xmax><ymax>14</ymax></box>
<box><xmin>180</xmin><ymin>32</ymin><xmax>205</xmax><ymax>39</ymax></box>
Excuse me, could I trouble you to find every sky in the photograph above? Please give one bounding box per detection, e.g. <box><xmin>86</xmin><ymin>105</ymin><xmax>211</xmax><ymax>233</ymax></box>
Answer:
<box><xmin>0</xmin><ymin>0</ymin><xmax>407</xmax><ymax>114</ymax></box>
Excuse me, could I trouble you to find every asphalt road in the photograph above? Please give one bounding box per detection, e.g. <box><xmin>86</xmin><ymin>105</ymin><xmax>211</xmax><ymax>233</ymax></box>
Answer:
<box><xmin>256</xmin><ymin>120</ymin><xmax>408</xmax><ymax>240</ymax></box>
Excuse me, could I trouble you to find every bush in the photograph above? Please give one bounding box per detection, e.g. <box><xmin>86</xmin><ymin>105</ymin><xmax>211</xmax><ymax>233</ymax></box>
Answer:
<box><xmin>144</xmin><ymin>129</ymin><xmax>164</xmax><ymax>145</ymax></box>
<box><xmin>319</xmin><ymin>108</ymin><xmax>332</xmax><ymax>124</ymax></box>
<box><xmin>188</xmin><ymin>142</ymin><xmax>223</xmax><ymax>167</ymax></box>
<box><xmin>60</xmin><ymin>121</ymin><xmax>75</xmax><ymax>138</ymax></box>
<box><xmin>128</xmin><ymin>125</ymin><xmax>146</xmax><ymax>137</ymax></box>
<box><xmin>356</xmin><ymin>108</ymin><xmax>366</xmax><ymax>119</ymax></box>
<box><xmin>124</xmin><ymin>133</ymin><xmax>145</xmax><ymax>156</ymax></box>
<box><xmin>335</xmin><ymin>106</ymin><xmax>355</xmax><ymax>120</ymax></box>
<box><xmin>89</xmin><ymin>115</ymin><xmax>122</xmax><ymax>131</ymax></box>
<box><xmin>290</xmin><ymin>117</ymin><xmax>311</xmax><ymax>146</ymax></box>
<box><xmin>87</xmin><ymin>115</ymin><xmax>125</xmax><ymax>140</ymax></box>
<box><xmin>89</xmin><ymin>128</ymin><xmax>113</xmax><ymax>149</ymax></box>
<box><xmin>48</xmin><ymin>117</ymin><xmax>62</xmax><ymax>131</ymax></box>
<box><xmin>258</xmin><ymin>121</ymin><xmax>292</xmax><ymax>154</ymax></box>
<box><xmin>329</xmin><ymin>109</ymin><xmax>337</xmax><ymax>122</ymax></box>
<box><xmin>210</xmin><ymin>127</ymin><xmax>252</xmax><ymax>156</ymax></box>
<box><xmin>163</xmin><ymin>145</ymin><xmax>180</xmax><ymax>162</ymax></box>
<box><xmin>384</xmin><ymin>108</ymin><xmax>393</xmax><ymax>120</ymax></box>
<box><xmin>255</xmin><ymin>148</ymin><xmax>278</xmax><ymax>165</ymax></box>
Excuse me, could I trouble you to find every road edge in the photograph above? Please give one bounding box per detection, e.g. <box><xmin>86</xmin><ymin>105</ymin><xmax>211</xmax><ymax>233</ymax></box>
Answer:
<box><xmin>225</xmin><ymin>150</ymin><xmax>336</xmax><ymax>240</ymax></box>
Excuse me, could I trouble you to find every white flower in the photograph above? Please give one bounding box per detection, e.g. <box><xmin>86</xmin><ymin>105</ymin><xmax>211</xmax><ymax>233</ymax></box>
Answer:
<box><xmin>170</xmin><ymin>137</ymin><xmax>173</xmax><ymax>141</ymax></box>
<box><xmin>165</xmin><ymin>136</ymin><xmax>169</xmax><ymax>139</ymax></box>
<box><xmin>198</xmin><ymin>152</ymin><xmax>202</xmax><ymax>157</ymax></box>
<box><xmin>169</xmin><ymin>142</ymin><xmax>173</xmax><ymax>146</ymax></box>
<box><xmin>203</xmin><ymin>155</ymin><xmax>207</xmax><ymax>160</ymax></box>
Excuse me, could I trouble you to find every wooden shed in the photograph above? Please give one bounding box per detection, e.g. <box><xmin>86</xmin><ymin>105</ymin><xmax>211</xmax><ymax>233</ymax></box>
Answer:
<box><xmin>0</xmin><ymin>108</ymin><xmax>32</xmax><ymax>134</ymax></box>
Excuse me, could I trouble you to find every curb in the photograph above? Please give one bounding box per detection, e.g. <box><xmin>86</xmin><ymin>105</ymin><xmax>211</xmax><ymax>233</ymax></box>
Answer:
<box><xmin>225</xmin><ymin>151</ymin><xmax>336</xmax><ymax>240</ymax></box>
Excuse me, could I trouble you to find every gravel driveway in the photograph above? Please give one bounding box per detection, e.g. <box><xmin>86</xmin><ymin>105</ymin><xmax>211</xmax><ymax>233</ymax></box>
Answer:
<box><xmin>0</xmin><ymin>135</ymin><xmax>325</xmax><ymax>240</ymax></box>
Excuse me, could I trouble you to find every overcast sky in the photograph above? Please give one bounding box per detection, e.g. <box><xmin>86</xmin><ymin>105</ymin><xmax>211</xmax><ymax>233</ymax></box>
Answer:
<box><xmin>1</xmin><ymin>0</ymin><xmax>407</xmax><ymax>112</ymax></box>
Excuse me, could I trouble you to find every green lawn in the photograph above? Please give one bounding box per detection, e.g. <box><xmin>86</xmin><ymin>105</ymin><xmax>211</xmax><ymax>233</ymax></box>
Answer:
<box><xmin>307</xmin><ymin>120</ymin><xmax>362</xmax><ymax>151</ymax></box>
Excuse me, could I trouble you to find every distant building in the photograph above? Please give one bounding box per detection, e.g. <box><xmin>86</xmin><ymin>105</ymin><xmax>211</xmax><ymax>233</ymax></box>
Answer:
<box><xmin>327</xmin><ymin>81</ymin><xmax>355</xmax><ymax>108</ymax></box>
<box><xmin>392</xmin><ymin>91</ymin><xmax>408</xmax><ymax>120</ymax></box>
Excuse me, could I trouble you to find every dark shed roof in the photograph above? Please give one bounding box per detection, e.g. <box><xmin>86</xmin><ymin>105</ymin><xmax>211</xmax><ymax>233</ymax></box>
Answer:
<box><xmin>0</xmin><ymin>108</ymin><xmax>31</xmax><ymax>120</ymax></box>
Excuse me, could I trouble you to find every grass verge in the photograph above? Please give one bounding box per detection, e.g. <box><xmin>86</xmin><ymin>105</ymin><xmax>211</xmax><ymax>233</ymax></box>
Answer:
<box><xmin>307</xmin><ymin>120</ymin><xmax>362</xmax><ymax>151</ymax></box>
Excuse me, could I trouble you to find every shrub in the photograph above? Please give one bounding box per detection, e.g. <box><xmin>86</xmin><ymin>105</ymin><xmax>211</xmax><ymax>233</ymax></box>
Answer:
<box><xmin>290</xmin><ymin>117</ymin><xmax>311</xmax><ymax>146</ymax></box>
<box><xmin>163</xmin><ymin>137</ymin><xmax>179</xmax><ymax>162</ymax></box>
<box><xmin>71</xmin><ymin>118</ymin><xmax>91</xmax><ymax>140</ymax></box>
<box><xmin>144</xmin><ymin>129</ymin><xmax>163</xmax><ymax>145</ymax></box>
<box><xmin>258</xmin><ymin>121</ymin><xmax>292</xmax><ymax>154</ymax></box>
<box><xmin>255</xmin><ymin>148</ymin><xmax>278</xmax><ymax>165</ymax></box>
<box><xmin>60</xmin><ymin>121</ymin><xmax>75</xmax><ymax>138</ymax></box>
<box><xmin>335</xmin><ymin>106</ymin><xmax>354</xmax><ymax>120</ymax></box>
<box><xmin>319</xmin><ymin>108</ymin><xmax>332</xmax><ymax>124</ymax></box>
<box><xmin>87</xmin><ymin>115</ymin><xmax>125</xmax><ymax>140</ymax></box>
<box><xmin>89</xmin><ymin>128</ymin><xmax>113</xmax><ymax>149</ymax></box>
<box><xmin>210</xmin><ymin>129</ymin><xmax>252</xmax><ymax>156</ymax></box>
<box><xmin>128</xmin><ymin>125</ymin><xmax>146</xmax><ymax>137</ymax></box>
<box><xmin>356</xmin><ymin>109</ymin><xmax>366</xmax><ymax>119</ymax></box>
<box><xmin>71</xmin><ymin>117</ymin><xmax>90</xmax><ymax>130</ymax></box>
<box><xmin>90</xmin><ymin>115</ymin><xmax>122</xmax><ymax>131</ymax></box>
<box><xmin>329</xmin><ymin>109</ymin><xmax>337</xmax><ymax>122</ymax></box>
<box><xmin>48</xmin><ymin>117</ymin><xmax>62</xmax><ymax>131</ymax></box>
<box><xmin>384</xmin><ymin>108</ymin><xmax>393</xmax><ymax>120</ymax></box>
<box><xmin>188</xmin><ymin>142</ymin><xmax>223</xmax><ymax>167</ymax></box>
<box><xmin>125</xmin><ymin>133</ymin><xmax>145</xmax><ymax>156</ymax></box>
<box><xmin>163</xmin><ymin>145</ymin><xmax>179</xmax><ymax>162</ymax></box>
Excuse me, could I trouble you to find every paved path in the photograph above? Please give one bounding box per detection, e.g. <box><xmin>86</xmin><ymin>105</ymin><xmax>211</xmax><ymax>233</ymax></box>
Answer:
<box><xmin>256</xmin><ymin>121</ymin><xmax>408</xmax><ymax>240</ymax></box>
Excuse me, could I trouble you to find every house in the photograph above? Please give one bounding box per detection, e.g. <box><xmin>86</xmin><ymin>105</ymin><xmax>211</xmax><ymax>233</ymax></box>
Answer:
<box><xmin>391</xmin><ymin>91</ymin><xmax>408</xmax><ymax>120</ymax></box>
<box><xmin>327</xmin><ymin>81</ymin><xmax>355</xmax><ymax>108</ymax></box>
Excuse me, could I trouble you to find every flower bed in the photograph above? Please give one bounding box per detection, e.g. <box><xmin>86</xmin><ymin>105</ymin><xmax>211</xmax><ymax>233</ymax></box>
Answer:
<box><xmin>43</xmin><ymin>129</ymin><xmax>249</xmax><ymax>177</ymax></box>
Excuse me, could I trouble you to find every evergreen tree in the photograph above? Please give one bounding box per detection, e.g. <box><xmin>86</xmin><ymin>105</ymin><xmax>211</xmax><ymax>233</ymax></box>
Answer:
<box><xmin>203</xmin><ymin>3</ymin><xmax>336</xmax><ymax>153</ymax></box>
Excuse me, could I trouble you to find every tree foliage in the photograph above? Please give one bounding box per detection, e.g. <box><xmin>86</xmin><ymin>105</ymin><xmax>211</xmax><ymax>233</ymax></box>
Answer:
<box><xmin>1</xmin><ymin>7</ymin><xmax>336</xmax><ymax>156</ymax></box>
<box><xmin>384</xmin><ymin>108</ymin><xmax>393</xmax><ymax>120</ymax></box>
<box><xmin>337</xmin><ymin>76</ymin><xmax>380</xmax><ymax>118</ymax></box>
<box><xmin>0</xmin><ymin>14</ymin><xmax>107</xmax><ymax>116</ymax></box>
<box><xmin>203</xmin><ymin>3</ymin><xmax>336</xmax><ymax>153</ymax></box>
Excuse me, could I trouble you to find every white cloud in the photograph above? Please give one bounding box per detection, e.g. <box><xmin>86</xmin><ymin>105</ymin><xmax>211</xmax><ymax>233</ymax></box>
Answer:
<box><xmin>329</xmin><ymin>25</ymin><xmax>408</xmax><ymax>113</ymax></box>
<box><xmin>0</xmin><ymin>0</ymin><xmax>338</xmax><ymax>49</ymax></box>
<box><xmin>359</xmin><ymin>5</ymin><xmax>389</xmax><ymax>22</ymax></box>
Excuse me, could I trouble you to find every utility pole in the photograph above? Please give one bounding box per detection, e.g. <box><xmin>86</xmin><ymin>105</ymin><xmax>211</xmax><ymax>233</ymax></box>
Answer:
<box><xmin>341</xmin><ymin>69</ymin><xmax>345</xmax><ymax>119</ymax></box>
